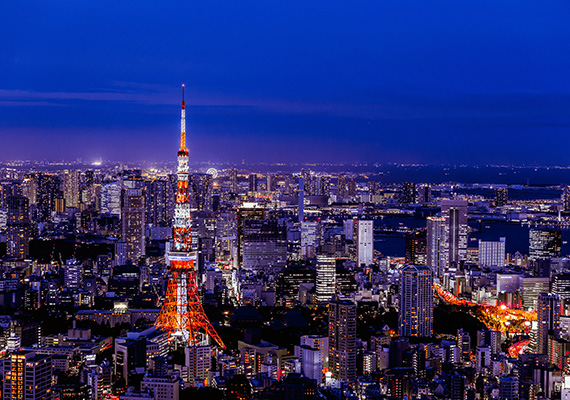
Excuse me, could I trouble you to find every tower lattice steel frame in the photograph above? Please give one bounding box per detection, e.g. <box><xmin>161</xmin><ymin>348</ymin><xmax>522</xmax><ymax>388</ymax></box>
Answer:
<box><xmin>155</xmin><ymin>85</ymin><xmax>225</xmax><ymax>349</ymax></box>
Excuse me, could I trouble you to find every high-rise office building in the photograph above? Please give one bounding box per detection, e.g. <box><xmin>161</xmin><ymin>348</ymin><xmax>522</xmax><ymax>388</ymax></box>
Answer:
<box><xmin>476</xmin><ymin>329</ymin><xmax>501</xmax><ymax>354</ymax></box>
<box><xmin>37</xmin><ymin>173</ymin><xmax>63</xmax><ymax>222</ymax></box>
<box><xmin>3</xmin><ymin>351</ymin><xmax>52</xmax><ymax>400</ymax></box>
<box><xmin>63</xmin><ymin>169</ymin><xmax>80</xmax><ymax>209</ymax></box>
<box><xmin>301</xmin><ymin>169</ymin><xmax>315</xmax><ymax>196</ymax></box>
<box><xmin>441</xmin><ymin>199</ymin><xmax>468</xmax><ymax>266</ymax></box>
<box><xmin>536</xmin><ymin>293</ymin><xmax>560</xmax><ymax>355</ymax></box>
<box><xmin>300</xmin><ymin>221</ymin><xmax>319</xmax><ymax>259</ymax></box>
<box><xmin>553</xmin><ymin>273</ymin><xmax>570</xmax><ymax>314</ymax></box>
<box><xmin>405</xmin><ymin>229</ymin><xmax>427</xmax><ymax>265</ymax></box>
<box><xmin>238</xmin><ymin>207</ymin><xmax>287</xmax><ymax>270</ymax></box>
<box><xmin>494</xmin><ymin>188</ymin><xmax>508</xmax><ymax>207</ymax></box>
<box><xmin>101</xmin><ymin>181</ymin><xmax>122</xmax><ymax>215</ymax></box>
<box><xmin>426</xmin><ymin>216</ymin><xmax>447</xmax><ymax>277</ymax></box>
<box><xmin>228</xmin><ymin>168</ymin><xmax>238</xmax><ymax>194</ymax></box>
<box><xmin>337</xmin><ymin>175</ymin><xmax>346</xmax><ymax>197</ymax></box>
<box><xmin>478</xmin><ymin>238</ymin><xmax>506</xmax><ymax>267</ymax></box>
<box><xmin>121</xmin><ymin>188</ymin><xmax>146</xmax><ymax>263</ymax></box>
<box><xmin>347</xmin><ymin>180</ymin><xmax>357</xmax><ymax>197</ymax></box>
<box><xmin>417</xmin><ymin>184</ymin><xmax>432</xmax><ymax>204</ymax></box>
<box><xmin>529</xmin><ymin>228</ymin><xmax>561</xmax><ymax>261</ymax></box>
<box><xmin>22</xmin><ymin>174</ymin><xmax>38</xmax><ymax>206</ymax></box>
<box><xmin>6</xmin><ymin>195</ymin><xmax>30</xmax><ymax>259</ymax></box>
<box><xmin>248</xmin><ymin>173</ymin><xmax>258</xmax><ymax>192</ymax></box>
<box><xmin>298</xmin><ymin>177</ymin><xmax>305</xmax><ymax>223</ymax></box>
<box><xmin>266</xmin><ymin>174</ymin><xmax>276</xmax><ymax>192</ymax></box>
<box><xmin>328</xmin><ymin>298</ymin><xmax>357</xmax><ymax>382</ymax></box>
<box><xmin>521</xmin><ymin>276</ymin><xmax>550</xmax><ymax>310</ymax></box>
<box><xmin>399</xmin><ymin>265</ymin><xmax>433</xmax><ymax>337</ymax></box>
<box><xmin>356</xmin><ymin>220</ymin><xmax>373</xmax><ymax>267</ymax></box>
<box><xmin>189</xmin><ymin>173</ymin><xmax>213</xmax><ymax>213</ymax></box>
<box><xmin>315</xmin><ymin>175</ymin><xmax>331</xmax><ymax>196</ymax></box>
<box><xmin>564</xmin><ymin>186</ymin><xmax>570</xmax><ymax>213</ymax></box>
<box><xmin>145</xmin><ymin>178</ymin><xmax>169</xmax><ymax>226</ymax></box>
<box><xmin>316</xmin><ymin>255</ymin><xmax>336</xmax><ymax>303</ymax></box>
<box><xmin>400</xmin><ymin>182</ymin><xmax>416</xmax><ymax>204</ymax></box>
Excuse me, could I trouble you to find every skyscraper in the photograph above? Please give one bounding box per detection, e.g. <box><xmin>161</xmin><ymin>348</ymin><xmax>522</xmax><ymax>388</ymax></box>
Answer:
<box><xmin>417</xmin><ymin>184</ymin><xmax>432</xmax><ymax>204</ymax></box>
<box><xmin>298</xmin><ymin>177</ymin><xmax>305</xmax><ymax>222</ymax></box>
<box><xmin>300</xmin><ymin>221</ymin><xmax>319</xmax><ymax>259</ymax></box>
<box><xmin>426</xmin><ymin>216</ymin><xmax>447</xmax><ymax>277</ymax></box>
<box><xmin>356</xmin><ymin>220</ymin><xmax>373</xmax><ymax>267</ymax></box>
<box><xmin>301</xmin><ymin>169</ymin><xmax>315</xmax><ymax>196</ymax></box>
<box><xmin>399</xmin><ymin>265</ymin><xmax>433</xmax><ymax>338</ymax></box>
<box><xmin>405</xmin><ymin>229</ymin><xmax>427</xmax><ymax>265</ymax></box>
<box><xmin>248</xmin><ymin>173</ymin><xmax>258</xmax><ymax>192</ymax></box>
<box><xmin>121</xmin><ymin>188</ymin><xmax>146</xmax><ymax>263</ymax></box>
<box><xmin>228</xmin><ymin>168</ymin><xmax>238</xmax><ymax>194</ymax></box>
<box><xmin>189</xmin><ymin>173</ymin><xmax>214</xmax><ymax>213</ymax></box>
<box><xmin>553</xmin><ymin>273</ymin><xmax>570</xmax><ymax>314</ymax></box>
<box><xmin>337</xmin><ymin>175</ymin><xmax>346</xmax><ymax>197</ymax></box>
<box><xmin>6</xmin><ymin>195</ymin><xmax>30</xmax><ymax>259</ymax></box>
<box><xmin>536</xmin><ymin>293</ymin><xmax>560</xmax><ymax>355</ymax></box>
<box><xmin>63</xmin><ymin>169</ymin><xmax>80</xmax><ymax>209</ymax></box>
<box><xmin>441</xmin><ymin>199</ymin><xmax>468</xmax><ymax>266</ymax></box>
<box><xmin>564</xmin><ymin>186</ymin><xmax>570</xmax><ymax>213</ymax></box>
<box><xmin>37</xmin><ymin>173</ymin><xmax>63</xmax><ymax>222</ymax></box>
<box><xmin>529</xmin><ymin>228</ymin><xmax>561</xmax><ymax>261</ymax></box>
<box><xmin>400</xmin><ymin>182</ymin><xmax>416</xmax><ymax>204</ymax></box>
<box><xmin>145</xmin><ymin>177</ymin><xmax>169</xmax><ymax>226</ymax></box>
<box><xmin>328</xmin><ymin>298</ymin><xmax>356</xmax><ymax>382</ymax></box>
<box><xmin>266</xmin><ymin>173</ymin><xmax>276</xmax><ymax>192</ymax></box>
<box><xmin>316</xmin><ymin>255</ymin><xmax>336</xmax><ymax>303</ymax></box>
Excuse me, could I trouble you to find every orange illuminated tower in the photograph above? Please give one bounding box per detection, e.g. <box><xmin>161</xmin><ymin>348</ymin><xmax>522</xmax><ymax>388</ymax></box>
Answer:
<box><xmin>155</xmin><ymin>85</ymin><xmax>225</xmax><ymax>349</ymax></box>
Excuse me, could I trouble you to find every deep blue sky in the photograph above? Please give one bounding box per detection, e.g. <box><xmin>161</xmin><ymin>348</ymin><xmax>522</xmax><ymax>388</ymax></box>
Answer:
<box><xmin>1</xmin><ymin>1</ymin><xmax>570</xmax><ymax>164</ymax></box>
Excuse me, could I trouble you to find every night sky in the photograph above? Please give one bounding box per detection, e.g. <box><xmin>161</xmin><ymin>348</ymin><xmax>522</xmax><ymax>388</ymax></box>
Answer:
<box><xmin>1</xmin><ymin>2</ymin><xmax>570</xmax><ymax>165</ymax></box>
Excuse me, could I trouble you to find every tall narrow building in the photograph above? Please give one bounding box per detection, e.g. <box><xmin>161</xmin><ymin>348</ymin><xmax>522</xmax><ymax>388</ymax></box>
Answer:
<box><xmin>328</xmin><ymin>298</ymin><xmax>357</xmax><ymax>382</ymax></box>
<box><xmin>121</xmin><ymin>188</ymin><xmax>146</xmax><ymax>263</ymax></box>
<box><xmin>6</xmin><ymin>195</ymin><xmax>30</xmax><ymax>259</ymax></box>
<box><xmin>63</xmin><ymin>169</ymin><xmax>81</xmax><ymax>209</ymax></box>
<box><xmin>228</xmin><ymin>168</ymin><xmax>238</xmax><ymax>194</ymax></box>
<box><xmin>536</xmin><ymin>293</ymin><xmax>560</xmax><ymax>355</ymax></box>
<box><xmin>356</xmin><ymin>220</ymin><xmax>373</xmax><ymax>267</ymax></box>
<box><xmin>37</xmin><ymin>173</ymin><xmax>63</xmax><ymax>222</ymax></box>
<box><xmin>441</xmin><ymin>199</ymin><xmax>468</xmax><ymax>266</ymax></box>
<box><xmin>248</xmin><ymin>173</ymin><xmax>258</xmax><ymax>192</ymax></box>
<box><xmin>399</xmin><ymin>265</ymin><xmax>433</xmax><ymax>338</ymax></box>
<box><xmin>316</xmin><ymin>255</ymin><xmax>336</xmax><ymax>303</ymax></box>
<box><xmin>426</xmin><ymin>216</ymin><xmax>447</xmax><ymax>277</ymax></box>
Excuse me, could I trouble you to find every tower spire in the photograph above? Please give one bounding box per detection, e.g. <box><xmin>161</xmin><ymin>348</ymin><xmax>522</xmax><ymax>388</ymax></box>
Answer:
<box><xmin>180</xmin><ymin>84</ymin><xmax>186</xmax><ymax>152</ymax></box>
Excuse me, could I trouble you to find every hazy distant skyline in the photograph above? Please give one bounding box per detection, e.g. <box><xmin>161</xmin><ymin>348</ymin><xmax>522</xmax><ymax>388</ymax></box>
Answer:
<box><xmin>2</xmin><ymin>2</ymin><xmax>570</xmax><ymax>165</ymax></box>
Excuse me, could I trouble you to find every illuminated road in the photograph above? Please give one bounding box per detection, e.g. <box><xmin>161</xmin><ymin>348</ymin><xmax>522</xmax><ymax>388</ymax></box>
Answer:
<box><xmin>507</xmin><ymin>339</ymin><xmax>531</xmax><ymax>358</ymax></box>
<box><xmin>434</xmin><ymin>283</ymin><xmax>536</xmax><ymax>334</ymax></box>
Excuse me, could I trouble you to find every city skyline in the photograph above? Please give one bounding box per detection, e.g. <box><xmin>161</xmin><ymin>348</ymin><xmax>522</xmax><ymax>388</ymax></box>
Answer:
<box><xmin>2</xmin><ymin>2</ymin><xmax>570</xmax><ymax>165</ymax></box>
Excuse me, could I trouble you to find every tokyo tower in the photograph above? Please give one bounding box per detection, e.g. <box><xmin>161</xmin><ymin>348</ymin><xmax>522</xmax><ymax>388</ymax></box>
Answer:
<box><xmin>155</xmin><ymin>85</ymin><xmax>225</xmax><ymax>349</ymax></box>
